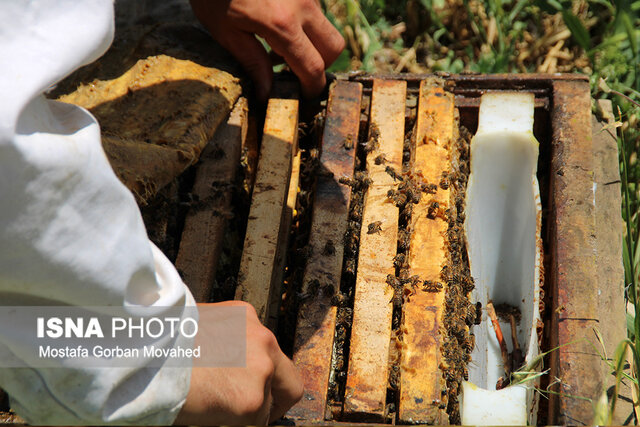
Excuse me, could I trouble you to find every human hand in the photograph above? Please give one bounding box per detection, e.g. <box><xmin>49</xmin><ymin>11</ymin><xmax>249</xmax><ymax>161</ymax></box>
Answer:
<box><xmin>190</xmin><ymin>0</ymin><xmax>345</xmax><ymax>100</ymax></box>
<box><xmin>174</xmin><ymin>301</ymin><xmax>303</xmax><ymax>425</ymax></box>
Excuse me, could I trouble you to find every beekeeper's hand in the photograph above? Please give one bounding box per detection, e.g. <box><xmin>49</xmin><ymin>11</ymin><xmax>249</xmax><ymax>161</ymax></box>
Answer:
<box><xmin>174</xmin><ymin>301</ymin><xmax>303</xmax><ymax>425</ymax></box>
<box><xmin>190</xmin><ymin>0</ymin><xmax>345</xmax><ymax>100</ymax></box>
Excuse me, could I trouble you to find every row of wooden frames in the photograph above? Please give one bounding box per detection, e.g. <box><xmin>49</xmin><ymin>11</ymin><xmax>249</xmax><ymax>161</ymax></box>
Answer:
<box><xmin>283</xmin><ymin>80</ymin><xmax>454</xmax><ymax>424</ymax></box>
<box><xmin>173</xmin><ymin>73</ymin><xmax>625</xmax><ymax>425</ymax></box>
<box><xmin>181</xmin><ymin>78</ymin><xmax>453</xmax><ymax>424</ymax></box>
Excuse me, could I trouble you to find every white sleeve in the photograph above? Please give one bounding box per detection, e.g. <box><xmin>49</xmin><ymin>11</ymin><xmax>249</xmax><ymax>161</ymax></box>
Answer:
<box><xmin>0</xmin><ymin>0</ymin><xmax>195</xmax><ymax>424</ymax></box>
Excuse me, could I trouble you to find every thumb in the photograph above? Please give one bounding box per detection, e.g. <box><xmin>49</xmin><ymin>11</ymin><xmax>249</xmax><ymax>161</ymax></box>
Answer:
<box><xmin>219</xmin><ymin>30</ymin><xmax>273</xmax><ymax>102</ymax></box>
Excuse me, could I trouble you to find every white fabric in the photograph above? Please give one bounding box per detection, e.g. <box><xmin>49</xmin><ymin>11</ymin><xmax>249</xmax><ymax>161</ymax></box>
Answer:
<box><xmin>0</xmin><ymin>0</ymin><xmax>195</xmax><ymax>424</ymax></box>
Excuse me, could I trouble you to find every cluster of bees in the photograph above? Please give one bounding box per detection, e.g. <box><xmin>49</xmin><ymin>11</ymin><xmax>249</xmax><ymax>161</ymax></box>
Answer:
<box><xmin>327</xmin><ymin>120</ymin><xmax>372</xmax><ymax>406</ymax></box>
<box><xmin>439</xmin><ymin>126</ymin><xmax>477</xmax><ymax>422</ymax></box>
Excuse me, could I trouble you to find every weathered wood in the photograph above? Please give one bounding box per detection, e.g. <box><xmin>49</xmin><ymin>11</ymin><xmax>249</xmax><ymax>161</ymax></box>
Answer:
<box><xmin>267</xmin><ymin>147</ymin><xmax>302</xmax><ymax>331</ymax></box>
<box><xmin>398</xmin><ymin>84</ymin><xmax>455</xmax><ymax>424</ymax></box>
<box><xmin>175</xmin><ymin>98</ymin><xmax>248</xmax><ymax>302</ymax></box>
<box><xmin>344</xmin><ymin>79</ymin><xmax>406</xmax><ymax>420</ymax></box>
<box><xmin>288</xmin><ymin>81</ymin><xmax>363</xmax><ymax>422</ymax></box>
<box><xmin>548</xmin><ymin>80</ymin><xmax>599</xmax><ymax>425</ymax></box>
<box><xmin>243</xmin><ymin>115</ymin><xmax>260</xmax><ymax>196</ymax></box>
<box><xmin>235</xmin><ymin>98</ymin><xmax>299</xmax><ymax>323</ymax></box>
<box><xmin>592</xmin><ymin>100</ymin><xmax>629</xmax><ymax>425</ymax></box>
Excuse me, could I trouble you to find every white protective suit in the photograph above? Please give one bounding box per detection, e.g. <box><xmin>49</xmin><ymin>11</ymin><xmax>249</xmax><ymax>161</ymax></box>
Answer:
<box><xmin>0</xmin><ymin>0</ymin><xmax>195</xmax><ymax>424</ymax></box>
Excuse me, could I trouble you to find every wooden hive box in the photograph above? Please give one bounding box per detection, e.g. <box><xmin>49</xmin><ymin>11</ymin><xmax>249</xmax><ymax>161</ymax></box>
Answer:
<box><xmin>0</xmin><ymin>74</ymin><xmax>627</xmax><ymax>425</ymax></box>
<box><xmin>173</xmin><ymin>73</ymin><xmax>626</xmax><ymax>425</ymax></box>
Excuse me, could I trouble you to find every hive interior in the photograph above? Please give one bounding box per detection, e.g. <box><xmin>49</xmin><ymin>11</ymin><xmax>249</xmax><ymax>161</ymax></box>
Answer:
<box><xmin>274</xmin><ymin>79</ymin><xmax>552</xmax><ymax>424</ymax></box>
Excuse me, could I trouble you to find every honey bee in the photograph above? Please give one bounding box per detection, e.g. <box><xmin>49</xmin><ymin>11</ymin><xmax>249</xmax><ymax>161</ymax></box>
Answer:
<box><xmin>402</xmin><ymin>202</ymin><xmax>414</xmax><ymax>219</ymax></box>
<box><xmin>386</xmin><ymin>275</ymin><xmax>404</xmax><ymax>308</ymax></box>
<box><xmin>444</xmin><ymin>208</ymin><xmax>454</xmax><ymax>224</ymax></box>
<box><xmin>367</xmin><ymin>221</ymin><xmax>383</xmax><ymax>234</ymax></box>
<box><xmin>444</xmin><ymin>293</ymin><xmax>456</xmax><ymax>310</ymax></box>
<box><xmin>422</xmin><ymin>183</ymin><xmax>438</xmax><ymax>194</ymax></box>
<box><xmin>386</xmin><ymin>274</ymin><xmax>401</xmax><ymax>290</ymax></box>
<box><xmin>444</xmin><ymin>366</ymin><xmax>457</xmax><ymax>381</ymax></box>
<box><xmin>298</xmin><ymin>279</ymin><xmax>321</xmax><ymax>301</ymax></box>
<box><xmin>391</xmin><ymin>291</ymin><xmax>403</xmax><ymax>310</ymax></box>
<box><xmin>463</xmin><ymin>276</ymin><xmax>475</xmax><ymax>293</ymax></box>
<box><xmin>387</xmin><ymin>189</ymin><xmax>407</xmax><ymax>206</ymax></box>
<box><xmin>439</xmin><ymin>172</ymin><xmax>450</xmax><ymax>190</ymax></box>
<box><xmin>343</xmin><ymin>231</ymin><xmax>358</xmax><ymax>255</ymax></box>
<box><xmin>427</xmin><ymin>201</ymin><xmax>440</xmax><ymax>219</ymax></box>
<box><xmin>354</xmin><ymin>171</ymin><xmax>372</xmax><ymax>189</ymax></box>
<box><xmin>397</xmin><ymin>179</ymin><xmax>418</xmax><ymax>203</ymax></box>
<box><xmin>403</xmin><ymin>150</ymin><xmax>411</xmax><ymax>163</ymax></box>
<box><xmin>393</xmin><ymin>253</ymin><xmax>406</xmax><ymax>269</ymax></box>
<box><xmin>354</xmin><ymin>156</ymin><xmax>362</xmax><ymax>170</ymax></box>
<box><xmin>301</xmin><ymin>156</ymin><xmax>319</xmax><ymax>177</ymax></box>
<box><xmin>349</xmin><ymin>209</ymin><xmax>362</xmax><ymax>222</ymax></box>
<box><xmin>364</xmin><ymin>124</ymin><xmax>380</xmax><ymax>153</ymax></box>
<box><xmin>344</xmin><ymin>258</ymin><xmax>356</xmax><ymax>276</ymax></box>
<box><xmin>331</xmin><ymin>292</ymin><xmax>348</xmax><ymax>306</ymax></box>
<box><xmin>322</xmin><ymin>239</ymin><xmax>336</xmax><ymax>256</ymax></box>
<box><xmin>338</xmin><ymin>176</ymin><xmax>356</xmax><ymax>187</ymax></box>
<box><xmin>404</xmin><ymin>185</ymin><xmax>421</xmax><ymax>204</ymax></box>
<box><xmin>343</xmin><ymin>134</ymin><xmax>354</xmax><ymax>150</ymax></box>
<box><xmin>385</xmin><ymin>166</ymin><xmax>402</xmax><ymax>181</ymax></box>
<box><xmin>432</xmin><ymin>398</ymin><xmax>447</xmax><ymax>409</ymax></box>
<box><xmin>440</xmin><ymin>264</ymin><xmax>451</xmax><ymax>279</ymax></box>
<box><xmin>423</xmin><ymin>280</ymin><xmax>443</xmax><ymax>292</ymax></box>
<box><xmin>368</xmin><ymin>122</ymin><xmax>380</xmax><ymax>141</ymax></box>
<box><xmin>474</xmin><ymin>301</ymin><xmax>482</xmax><ymax>325</ymax></box>
<box><xmin>404</xmin><ymin>275</ymin><xmax>422</xmax><ymax>289</ymax></box>
<box><xmin>311</xmin><ymin>111</ymin><xmax>326</xmax><ymax>132</ymax></box>
<box><xmin>398</xmin><ymin>229</ymin><xmax>411</xmax><ymax>250</ymax></box>
<box><xmin>448</xmin><ymin>272</ymin><xmax>463</xmax><ymax>286</ymax></box>
<box><xmin>464</xmin><ymin>301</ymin><xmax>477</xmax><ymax>325</ymax></box>
<box><xmin>374</xmin><ymin>154</ymin><xmax>387</xmax><ymax>165</ymax></box>
<box><xmin>463</xmin><ymin>333</ymin><xmax>475</xmax><ymax>352</ymax></box>
<box><xmin>346</xmin><ymin>220</ymin><xmax>361</xmax><ymax>240</ymax></box>
<box><xmin>450</xmin><ymin>322</ymin><xmax>466</xmax><ymax>339</ymax></box>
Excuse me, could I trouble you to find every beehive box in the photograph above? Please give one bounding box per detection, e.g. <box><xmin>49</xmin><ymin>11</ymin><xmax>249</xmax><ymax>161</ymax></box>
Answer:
<box><xmin>171</xmin><ymin>73</ymin><xmax>626</xmax><ymax>424</ymax></box>
<box><xmin>0</xmin><ymin>73</ymin><xmax>626</xmax><ymax>425</ymax></box>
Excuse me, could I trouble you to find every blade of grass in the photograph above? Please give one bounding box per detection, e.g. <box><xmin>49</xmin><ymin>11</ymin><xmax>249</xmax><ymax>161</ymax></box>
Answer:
<box><xmin>624</xmin><ymin>236</ymin><xmax>633</xmax><ymax>296</ymax></box>
<box><xmin>619</xmin><ymin>106</ymin><xmax>638</xmax><ymax>313</ymax></box>
<box><xmin>620</xmin><ymin>11</ymin><xmax>639</xmax><ymax>90</ymax></box>
<box><xmin>609</xmin><ymin>339</ymin><xmax>639</xmax><ymax>422</ymax></box>
<box><xmin>586</xmin><ymin>333</ymin><xmax>637</xmax><ymax>384</ymax></box>
<box><xmin>508</xmin><ymin>0</ymin><xmax>529</xmax><ymax>23</ymax></box>
<box><xmin>462</xmin><ymin>0</ymin><xmax>487</xmax><ymax>41</ymax></box>
<box><xmin>562</xmin><ymin>9</ymin><xmax>591</xmax><ymax>52</ymax></box>
<box><xmin>593</xmin><ymin>389</ymin><xmax>611</xmax><ymax>425</ymax></box>
<box><xmin>587</xmin><ymin>32</ymin><xmax>628</xmax><ymax>56</ymax></box>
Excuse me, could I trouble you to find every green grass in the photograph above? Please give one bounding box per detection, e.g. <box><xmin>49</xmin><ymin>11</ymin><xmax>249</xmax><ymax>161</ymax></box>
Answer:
<box><xmin>323</xmin><ymin>0</ymin><xmax>640</xmax><ymax>422</ymax></box>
